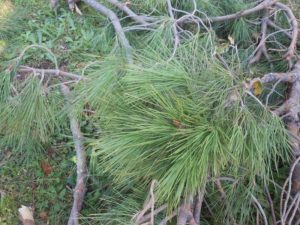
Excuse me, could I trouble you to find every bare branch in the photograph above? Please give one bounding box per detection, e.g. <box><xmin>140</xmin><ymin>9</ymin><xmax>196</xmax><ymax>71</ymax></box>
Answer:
<box><xmin>177</xmin><ymin>203</ymin><xmax>196</xmax><ymax>225</ymax></box>
<box><xmin>136</xmin><ymin>204</ymin><xmax>167</xmax><ymax>224</ymax></box>
<box><xmin>106</xmin><ymin>0</ymin><xmax>150</xmax><ymax>25</ymax></box>
<box><xmin>61</xmin><ymin>85</ymin><xmax>88</xmax><ymax>225</ymax></box>
<box><xmin>167</xmin><ymin>0</ymin><xmax>180</xmax><ymax>61</ymax></box>
<box><xmin>158</xmin><ymin>210</ymin><xmax>177</xmax><ymax>225</ymax></box>
<box><xmin>249</xmin><ymin>18</ymin><xmax>271</xmax><ymax>64</ymax></box>
<box><xmin>18</xmin><ymin>66</ymin><xmax>85</xmax><ymax>81</ymax></box>
<box><xmin>275</xmin><ymin>2</ymin><xmax>299</xmax><ymax>62</ymax></box>
<box><xmin>181</xmin><ymin>0</ymin><xmax>276</xmax><ymax>24</ymax></box>
<box><xmin>82</xmin><ymin>0</ymin><xmax>132</xmax><ymax>63</ymax></box>
<box><xmin>251</xmin><ymin>194</ymin><xmax>269</xmax><ymax>225</ymax></box>
<box><xmin>193</xmin><ymin>190</ymin><xmax>204</xmax><ymax>225</ymax></box>
<box><xmin>134</xmin><ymin>180</ymin><xmax>157</xmax><ymax>225</ymax></box>
<box><xmin>264</xmin><ymin>185</ymin><xmax>276</xmax><ymax>225</ymax></box>
<box><xmin>266</xmin><ymin>19</ymin><xmax>293</xmax><ymax>39</ymax></box>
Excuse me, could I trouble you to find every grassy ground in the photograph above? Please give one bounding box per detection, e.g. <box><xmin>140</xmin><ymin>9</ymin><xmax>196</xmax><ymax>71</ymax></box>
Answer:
<box><xmin>0</xmin><ymin>0</ymin><xmax>108</xmax><ymax>224</ymax></box>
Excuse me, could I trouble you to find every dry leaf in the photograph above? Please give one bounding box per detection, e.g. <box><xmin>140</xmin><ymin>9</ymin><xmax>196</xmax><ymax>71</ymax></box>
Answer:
<box><xmin>252</xmin><ymin>80</ymin><xmax>262</xmax><ymax>96</ymax></box>
<box><xmin>18</xmin><ymin>205</ymin><xmax>35</xmax><ymax>225</ymax></box>
<box><xmin>172</xmin><ymin>119</ymin><xmax>187</xmax><ymax>129</ymax></box>
<box><xmin>75</xmin><ymin>4</ymin><xmax>83</xmax><ymax>15</ymax></box>
<box><xmin>228</xmin><ymin>35</ymin><xmax>235</xmax><ymax>45</ymax></box>
<box><xmin>40</xmin><ymin>160</ymin><xmax>53</xmax><ymax>176</ymax></box>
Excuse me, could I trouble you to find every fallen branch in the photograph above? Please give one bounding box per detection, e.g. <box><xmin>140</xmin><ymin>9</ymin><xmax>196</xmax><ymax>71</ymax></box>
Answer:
<box><xmin>249</xmin><ymin>17</ymin><xmax>270</xmax><ymax>64</ymax></box>
<box><xmin>136</xmin><ymin>204</ymin><xmax>167</xmax><ymax>224</ymax></box>
<box><xmin>61</xmin><ymin>84</ymin><xmax>88</xmax><ymax>225</ymax></box>
<box><xmin>264</xmin><ymin>183</ymin><xmax>277</xmax><ymax>225</ymax></box>
<box><xmin>181</xmin><ymin>0</ymin><xmax>276</xmax><ymax>24</ymax></box>
<box><xmin>266</xmin><ymin>19</ymin><xmax>293</xmax><ymax>40</ymax></box>
<box><xmin>18</xmin><ymin>66</ymin><xmax>85</xmax><ymax>81</ymax></box>
<box><xmin>193</xmin><ymin>190</ymin><xmax>204</xmax><ymax>225</ymax></box>
<box><xmin>247</xmin><ymin>61</ymin><xmax>300</xmax><ymax>198</ymax></box>
<box><xmin>275</xmin><ymin>2</ymin><xmax>299</xmax><ymax>62</ymax></box>
<box><xmin>134</xmin><ymin>180</ymin><xmax>157</xmax><ymax>225</ymax></box>
<box><xmin>251</xmin><ymin>194</ymin><xmax>269</xmax><ymax>225</ymax></box>
<box><xmin>167</xmin><ymin>0</ymin><xmax>180</xmax><ymax>60</ymax></box>
<box><xmin>177</xmin><ymin>202</ymin><xmax>197</xmax><ymax>225</ymax></box>
<box><xmin>214</xmin><ymin>179</ymin><xmax>238</xmax><ymax>225</ymax></box>
<box><xmin>158</xmin><ymin>210</ymin><xmax>177</xmax><ymax>225</ymax></box>
<box><xmin>106</xmin><ymin>0</ymin><xmax>149</xmax><ymax>25</ymax></box>
<box><xmin>82</xmin><ymin>0</ymin><xmax>132</xmax><ymax>63</ymax></box>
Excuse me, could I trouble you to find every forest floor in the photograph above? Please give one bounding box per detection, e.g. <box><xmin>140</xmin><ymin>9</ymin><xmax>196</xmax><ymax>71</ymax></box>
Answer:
<box><xmin>0</xmin><ymin>1</ymin><xmax>104</xmax><ymax>224</ymax></box>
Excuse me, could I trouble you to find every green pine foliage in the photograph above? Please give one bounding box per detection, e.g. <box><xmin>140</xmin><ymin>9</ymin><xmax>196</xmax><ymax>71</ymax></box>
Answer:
<box><xmin>83</xmin><ymin>35</ymin><xmax>291</xmax><ymax>220</ymax></box>
<box><xmin>0</xmin><ymin>76</ymin><xmax>64</xmax><ymax>151</ymax></box>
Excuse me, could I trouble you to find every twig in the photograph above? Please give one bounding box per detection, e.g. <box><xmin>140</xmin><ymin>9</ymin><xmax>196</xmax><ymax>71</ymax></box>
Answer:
<box><xmin>158</xmin><ymin>210</ymin><xmax>177</xmax><ymax>225</ymax></box>
<box><xmin>266</xmin><ymin>19</ymin><xmax>293</xmax><ymax>39</ymax></box>
<box><xmin>251</xmin><ymin>194</ymin><xmax>269</xmax><ymax>225</ymax></box>
<box><xmin>193</xmin><ymin>190</ymin><xmax>204</xmax><ymax>225</ymax></box>
<box><xmin>177</xmin><ymin>203</ymin><xmax>196</xmax><ymax>225</ymax></box>
<box><xmin>134</xmin><ymin>180</ymin><xmax>157</xmax><ymax>225</ymax></box>
<box><xmin>82</xmin><ymin>0</ymin><xmax>132</xmax><ymax>63</ymax></box>
<box><xmin>214</xmin><ymin>179</ymin><xmax>237</xmax><ymax>225</ymax></box>
<box><xmin>181</xmin><ymin>0</ymin><xmax>276</xmax><ymax>24</ymax></box>
<box><xmin>61</xmin><ymin>84</ymin><xmax>88</xmax><ymax>225</ymax></box>
<box><xmin>275</xmin><ymin>2</ymin><xmax>299</xmax><ymax>62</ymax></box>
<box><xmin>288</xmin><ymin>194</ymin><xmax>300</xmax><ymax>225</ymax></box>
<box><xmin>18</xmin><ymin>66</ymin><xmax>85</xmax><ymax>81</ymax></box>
<box><xmin>68</xmin><ymin>0</ymin><xmax>80</xmax><ymax>11</ymax></box>
<box><xmin>167</xmin><ymin>0</ymin><xmax>180</xmax><ymax>61</ymax></box>
<box><xmin>264</xmin><ymin>185</ymin><xmax>276</xmax><ymax>225</ymax></box>
<box><xmin>137</xmin><ymin>204</ymin><xmax>167</xmax><ymax>224</ymax></box>
<box><xmin>281</xmin><ymin>157</ymin><xmax>300</xmax><ymax>224</ymax></box>
<box><xmin>106</xmin><ymin>0</ymin><xmax>150</xmax><ymax>25</ymax></box>
<box><xmin>249</xmin><ymin>17</ymin><xmax>271</xmax><ymax>64</ymax></box>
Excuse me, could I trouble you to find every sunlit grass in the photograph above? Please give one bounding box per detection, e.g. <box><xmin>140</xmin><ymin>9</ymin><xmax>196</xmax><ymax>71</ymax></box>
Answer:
<box><xmin>0</xmin><ymin>0</ymin><xmax>13</xmax><ymax>18</ymax></box>
<box><xmin>0</xmin><ymin>40</ymin><xmax>6</xmax><ymax>54</ymax></box>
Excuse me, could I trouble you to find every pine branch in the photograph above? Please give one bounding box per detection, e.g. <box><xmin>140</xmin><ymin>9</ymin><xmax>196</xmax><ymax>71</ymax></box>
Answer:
<box><xmin>180</xmin><ymin>0</ymin><xmax>276</xmax><ymax>25</ymax></box>
<box><xmin>82</xmin><ymin>0</ymin><xmax>132</xmax><ymax>63</ymax></box>
<box><xmin>61</xmin><ymin>84</ymin><xmax>88</xmax><ymax>225</ymax></box>
<box><xmin>106</xmin><ymin>0</ymin><xmax>149</xmax><ymax>25</ymax></box>
<box><xmin>193</xmin><ymin>190</ymin><xmax>204</xmax><ymax>225</ymax></box>
<box><xmin>275</xmin><ymin>2</ymin><xmax>299</xmax><ymax>62</ymax></box>
<box><xmin>249</xmin><ymin>17</ymin><xmax>270</xmax><ymax>64</ymax></box>
<box><xmin>18</xmin><ymin>66</ymin><xmax>85</xmax><ymax>81</ymax></box>
<box><xmin>167</xmin><ymin>0</ymin><xmax>180</xmax><ymax>61</ymax></box>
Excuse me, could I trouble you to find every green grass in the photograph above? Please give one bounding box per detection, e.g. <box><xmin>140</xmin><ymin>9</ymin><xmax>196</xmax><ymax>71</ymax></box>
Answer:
<box><xmin>0</xmin><ymin>147</ymin><xmax>75</xmax><ymax>224</ymax></box>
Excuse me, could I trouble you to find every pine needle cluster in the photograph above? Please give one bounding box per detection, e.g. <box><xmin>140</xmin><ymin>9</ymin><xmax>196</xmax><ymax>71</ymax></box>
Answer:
<box><xmin>83</xmin><ymin>34</ymin><xmax>291</xmax><ymax>220</ymax></box>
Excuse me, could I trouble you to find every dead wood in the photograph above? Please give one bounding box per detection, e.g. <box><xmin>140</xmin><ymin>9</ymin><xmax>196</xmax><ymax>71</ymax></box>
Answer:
<box><xmin>61</xmin><ymin>84</ymin><xmax>88</xmax><ymax>225</ymax></box>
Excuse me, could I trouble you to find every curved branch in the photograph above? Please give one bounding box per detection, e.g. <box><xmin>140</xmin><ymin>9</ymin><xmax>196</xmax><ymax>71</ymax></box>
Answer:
<box><xmin>249</xmin><ymin>17</ymin><xmax>270</xmax><ymax>64</ymax></box>
<box><xmin>82</xmin><ymin>0</ymin><xmax>132</xmax><ymax>63</ymax></box>
<box><xmin>19</xmin><ymin>66</ymin><xmax>85</xmax><ymax>81</ymax></box>
<box><xmin>181</xmin><ymin>0</ymin><xmax>276</xmax><ymax>24</ymax></box>
<box><xmin>106</xmin><ymin>0</ymin><xmax>149</xmax><ymax>25</ymax></box>
<box><xmin>275</xmin><ymin>2</ymin><xmax>299</xmax><ymax>61</ymax></box>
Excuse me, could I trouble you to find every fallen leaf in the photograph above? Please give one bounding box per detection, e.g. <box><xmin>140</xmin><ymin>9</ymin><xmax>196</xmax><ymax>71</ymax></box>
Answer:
<box><xmin>40</xmin><ymin>160</ymin><xmax>53</xmax><ymax>177</ymax></box>
<box><xmin>252</xmin><ymin>80</ymin><xmax>262</xmax><ymax>96</ymax></box>
<box><xmin>172</xmin><ymin>119</ymin><xmax>187</xmax><ymax>129</ymax></box>
<box><xmin>228</xmin><ymin>35</ymin><xmax>235</xmax><ymax>45</ymax></box>
<box><xmin>75</xmin><ymin>4</ymin><xmax>83</xmax><ymax>15</ymax></box>
<box><xmin>18</xmin><ymin>205</ymin><xmax>35</xmax><ymax>225</ymax></box>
